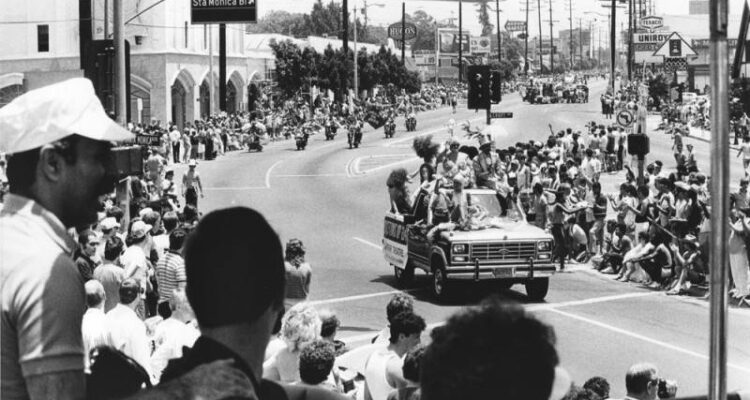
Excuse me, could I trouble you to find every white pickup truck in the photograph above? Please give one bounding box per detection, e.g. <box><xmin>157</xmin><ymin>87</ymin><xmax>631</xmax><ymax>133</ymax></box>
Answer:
<box><xmin>383</xmin><ymin>188</ymin><xmax>556</xmax><ymax>301</ymax></box>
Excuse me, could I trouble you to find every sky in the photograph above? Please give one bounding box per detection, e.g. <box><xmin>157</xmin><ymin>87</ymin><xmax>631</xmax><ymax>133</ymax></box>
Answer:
<box><xmin>256</xmin><ymin>0</ymin><xmax>750</xmax><ymax>37</ymax></box>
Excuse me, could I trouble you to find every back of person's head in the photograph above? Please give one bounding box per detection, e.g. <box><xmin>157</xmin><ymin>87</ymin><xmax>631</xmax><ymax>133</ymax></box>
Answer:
<box><xmin>318</xmin><ymin>309</ymin><xmax>340</xmax><ymax>339</ymax></box>
<box><xmin>389</xmin><ymin>311</ymin><xmax>426</xmax><ymax>344</ymax></box>
<box><xmin>386</xmin><ymin>293</ymin><xmax>414</xmax><ymax>323</ymax></box>
<box><xmin>119</xmin><ymin>279</ymin><xmax>140</xmax><ymax>305</ymax></box>
<box><xmin>402</xmin><ymin>344</ymin><xmax>426</xmax><ymax>383</ymax></box>
<box><xmin>104</xmin><ymin>236</ymin><xmax>124</xmax><ymax>262</ymax></box>
<box><xmin>281</xmin><ymin>302</ymin><xmax>321</xmax><ymax>353</ymax></box>
<box><xmin>87</xmin><ymin>346</ymin><xmax>152</xmax><ymax>399</ymax></box>
<box><xmin>562</xmin><ymin>386</ymin><xmax>601</xmax><ymax>400</ymax></box>
<box><xmin>583</xmin><ymin>376</ymin><xmax>610</xmax><ymax>399</ymax></box>
<box><xmin>162</xmin><ymin>211</ymin><xmax>179</xmax><ymax>232</ymax></box>
<box><xmin>184</xmin><ymin>207</ymin><xmax>285</xmax><ymax>328</ymax></box>
<box><xmin>106</xmin><ymin>206</ymin><xmax>124</xmax><ymax>223</ymax></box>
<box><xmin>625</xmin><ymin>362</ymin><xmax>658</xmax><ymax>396</ymax></box>
<box><xmin>168</xmin><ymin>229</ymin><xmax>187</xmax><ymax>251</ymax></box>
<box><xmin>85</xmin><ymin>280</ymin><xmax>106</xmax><ymax>308</ymax></box>
<box><xmin>142</xmin><ymin>211</ymin><xmax>160</xmax><ymax>228</ymax></box>
<box><xmin>420</xmin><ymin>298</ymin><xmax>559</xmax><ymax>400</ymax></box>
<box><xmin>298</xmin><ymin>340</ymin><xmax>335</xmax><ymax>386</ymax></box>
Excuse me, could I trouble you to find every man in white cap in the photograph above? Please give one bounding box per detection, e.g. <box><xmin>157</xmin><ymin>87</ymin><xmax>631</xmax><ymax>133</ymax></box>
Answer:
<box><xmin>182</xmin><ymin>159</ymin><xmax>204</xmax><ymax>208</ymax></box>
<box><xmin>0</xmin><ymin>78</ymin><xmax>254</xmax><ymax>399</ymax></box>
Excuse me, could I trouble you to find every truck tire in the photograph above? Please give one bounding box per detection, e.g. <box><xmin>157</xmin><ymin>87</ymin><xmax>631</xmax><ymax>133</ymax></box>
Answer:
<box><xmin>394</xmin><ymin>262</ymin><xmax>415</xmax><ymax>287</ymax></box>
<box><xmin>431</xmin><ymin>262</ymin><xmax>452</xmax><ymax>302</ymax></box>
<box><xmin>525</xmin><ymin>278</ymin><xmax>550</xmax><ymax>301</ymax></box>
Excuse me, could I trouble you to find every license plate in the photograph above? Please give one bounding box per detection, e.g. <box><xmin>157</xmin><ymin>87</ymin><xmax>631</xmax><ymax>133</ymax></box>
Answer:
<box><xmin>493</xmin><ymin>268</ymin><xmax>514</xmax><ymax>278</ymax></box>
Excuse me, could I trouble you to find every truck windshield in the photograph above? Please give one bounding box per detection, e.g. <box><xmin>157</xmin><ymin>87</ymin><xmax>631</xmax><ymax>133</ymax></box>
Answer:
<box><xmin>467</xmin><ymin>193</ymin><xmax>525</xmax><ymax>224</ymax></box>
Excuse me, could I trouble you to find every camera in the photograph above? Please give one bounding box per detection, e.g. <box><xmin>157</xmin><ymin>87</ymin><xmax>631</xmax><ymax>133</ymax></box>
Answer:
<box><xmin>657</xmin><ymin>378</ymin><xmax>678</xmax><ymax>399</ymax></box>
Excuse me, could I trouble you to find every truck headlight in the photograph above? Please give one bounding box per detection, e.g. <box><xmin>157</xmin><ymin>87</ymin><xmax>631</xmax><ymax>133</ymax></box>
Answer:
<box><xmin>537</xmin><ymin>241</ymin><xmax>551</xmax><ymax>252</ymax></box>
<box><xmin>452</xmin><ymin>243</ymin><xmax>468</xmax><ymax>254</ymax></box>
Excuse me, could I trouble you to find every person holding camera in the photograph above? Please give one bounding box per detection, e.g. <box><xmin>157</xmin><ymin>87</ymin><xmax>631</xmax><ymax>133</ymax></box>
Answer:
<box><xmin>0</xmin><ymin>78</ymin><xmax>253</xmax><ymax>400</ymax></box>
<box><xmin>615</xmin><ymin>362</ymin><xmax>677</xmax><ymax>400</ymax></box>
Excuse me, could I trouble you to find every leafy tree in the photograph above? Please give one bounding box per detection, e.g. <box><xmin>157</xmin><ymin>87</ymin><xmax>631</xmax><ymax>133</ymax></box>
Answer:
<box><xmin>304</xmin><ymin>0</ymin><xmax>342</xmax><ymax>37</ymax></box>
<box><xmin>475</xmin><ymin>0</ymin><xmax>494</xmax><ymax>37</ymax></box>
<box><xmin>269</xmin><ymin>40</ymin><xmax>306</xmax><ymax>97</ymax></box>
<box><xmin>405</xmin><ymin>11</ymin><xmax>438</xmax><ymax>52</ymax></box>
<box><xmin>246</xmin><ymin>10</ymin><xmax>309</xmax><ymax>37</ymax></box>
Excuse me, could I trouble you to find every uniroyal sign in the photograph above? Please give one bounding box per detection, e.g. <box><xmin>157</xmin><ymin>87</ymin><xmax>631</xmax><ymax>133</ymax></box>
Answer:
<box><xmin>639</xmin><ymin>16</ymin><xmax>664</xmax><ymax>31</ymax></box>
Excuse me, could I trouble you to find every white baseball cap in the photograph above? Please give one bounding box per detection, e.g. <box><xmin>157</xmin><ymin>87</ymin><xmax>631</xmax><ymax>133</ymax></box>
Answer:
<box><xmin>130</xmin><ymin>220</ymin><xmax>153</xmax><ymax>239</ymax></box>
<box><xmin>0</xmin><ymin>78</ymin><xmax>134</xmax><ymax>154</ymax></box>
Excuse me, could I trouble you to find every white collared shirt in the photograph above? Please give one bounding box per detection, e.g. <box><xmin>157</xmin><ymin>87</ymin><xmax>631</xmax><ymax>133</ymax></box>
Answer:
<box><xmin>82</xmin><ymin>307</ymin><xmax>114</xmax><ymax>372</ymax></box>
<box><xmin>106</xmin><ymin>303</ymin><xmax>152</xmax><ymax>379</ymax></box>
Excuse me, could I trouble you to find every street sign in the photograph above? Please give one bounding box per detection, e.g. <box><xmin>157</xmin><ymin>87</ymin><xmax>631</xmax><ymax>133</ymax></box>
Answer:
<box><xmin>504</xmin><ymin>20</ymin><xmax>527</xmax><ymax>32</ymax></box>
<box><xmin>388</xmin><ymin>22</ymin><xmax>418</xmax><ymax>41</ymax></box>
<box><xmin>653</xmin><ymin>32</ymin><xmax>697</xmax><ymax>58</ymax></box>
<box><xmin>191</xmin><ymin>0</ymin><xmax>256</xmax><ymax>24</ymax></box>
<box><xmin>633</xmin><ymin>31</ymin><xmax>671</xmax><ymax>63</ymax></box>
<box><xmin>616</xmin><ymin>110</ymin><xmax>635</xmax><ymax>128</ymax></box>
<box><xmin>639</xmin><ymin>16</ymin><xmax>664</xmax><ymax>31</ymax></box>
<box><xmin>136</xmin><ymin>134</ymin><xmax>161</xmax><ymax>147</ymax></box>
<box><xmin>490</xmin><ymin>112</ymin><xmax>513</xmax><ymax>119</ymax></box>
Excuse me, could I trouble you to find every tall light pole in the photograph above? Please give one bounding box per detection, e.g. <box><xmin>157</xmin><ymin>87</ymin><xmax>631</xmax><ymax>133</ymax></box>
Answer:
<box><xmin>568</xmin><ymin>0</ymin><xmax>574</xmax><ymax>69</ymax></box>
<box><xmin>353</xmin><ymin>1</ymin><xmax>385</xmax><ymax>100</ymax></box>
<box><xmin>537</xmin><ymin>0</ymin><xmax>543</xmax><ymax>74</ymax></box>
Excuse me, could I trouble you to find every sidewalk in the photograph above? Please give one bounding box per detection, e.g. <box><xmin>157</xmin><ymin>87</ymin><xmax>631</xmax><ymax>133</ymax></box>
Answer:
<box><xmin>647</xmin><ymin>114</ymin><xmax>741</xmax><ymax>151</ymax></box>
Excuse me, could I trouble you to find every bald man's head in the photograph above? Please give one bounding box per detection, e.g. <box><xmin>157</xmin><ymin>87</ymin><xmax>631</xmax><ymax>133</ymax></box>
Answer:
<box><xmin>85</xmin><ymin>280</ymin><xmax>106</xmax><ymax>309</ymax></box>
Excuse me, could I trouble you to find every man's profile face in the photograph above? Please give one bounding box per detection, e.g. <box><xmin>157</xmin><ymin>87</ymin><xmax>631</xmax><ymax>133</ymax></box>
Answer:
<box><xmin>59</xmin><ymin>138</ymin><xmax>112</xmax><ymax>227</ymax></box>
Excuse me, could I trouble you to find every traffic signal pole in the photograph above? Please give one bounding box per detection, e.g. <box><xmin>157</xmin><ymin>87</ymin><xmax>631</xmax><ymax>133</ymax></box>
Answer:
<box><xmin>708</xmin><ymin>0</ymin><xmax>730</xmax><ymax>398</ymax></box>
<box><xmin>459</xmin><ymin>0</ymin><xmax>463</xmax><ymax>83</ymax></box>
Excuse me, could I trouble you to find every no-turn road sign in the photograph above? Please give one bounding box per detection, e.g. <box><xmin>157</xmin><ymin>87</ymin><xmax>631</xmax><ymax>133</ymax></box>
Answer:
<box><xmin>617</xmin><ymin>110</ymin><xmax>635</xmax><ymax>128</ymax></box>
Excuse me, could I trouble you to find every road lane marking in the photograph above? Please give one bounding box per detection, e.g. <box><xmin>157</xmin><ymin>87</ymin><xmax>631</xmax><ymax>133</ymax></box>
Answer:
<box><xmin>353</xmin><ymin>237</ymin><xmax>383</xmax><ymax>250</ymax></box>
<box><xmin>308</xmin><ymin>288</ymin><xmax>425</xmax><ymax>307</ymax></box>
<box><xmin>337</xmin><ymin>291</ymin><xmax>661</xmax><ymax>344</ymax></box>
<box><xmin>265</xmin><ymin>160</ymin><xmax>283</xmax><ymax>188</ymax></box>
<box><xmin>547</xmin><ymin>307</ymin><xmax>750</xmax><ymax>374</ymax></box>
<box><xmin>275</xmin><ymin>173</ymin><xmax>349</xmax><ymax>177</ymax></box>
<box><xmin>204</xmin><ymin>186</ymin><xmax>267</xmax><ymax>191</ymax></box>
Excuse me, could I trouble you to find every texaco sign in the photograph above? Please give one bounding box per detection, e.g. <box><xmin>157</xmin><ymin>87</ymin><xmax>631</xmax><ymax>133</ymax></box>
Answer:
<box><xmin>639</xmin><ymin>16</ymin><xmax>664</xmax><ymax>32</ymax></box>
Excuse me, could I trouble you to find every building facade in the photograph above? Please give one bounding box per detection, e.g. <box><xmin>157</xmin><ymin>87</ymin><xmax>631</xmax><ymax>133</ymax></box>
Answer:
<box><xmin>0</xmin><ymin>0</ymin><xmax>274</xmax><ymax>129</ymax></box>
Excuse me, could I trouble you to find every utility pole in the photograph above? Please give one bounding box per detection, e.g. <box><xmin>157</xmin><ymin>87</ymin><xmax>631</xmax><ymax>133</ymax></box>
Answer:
<box><xmin>537</xmin><ymin>0</ymin><xmax>543</xmax><ymax>74</ymax></box>
<box><xmin>628</xmin><ymin>0</ymin><xmax>633</xmax><ymax>81</ymax></box>
<box><xmin>104</xmin><ymin>0</ymin><xmax>109</xmax><ymax>39</ymax></box>
<box><xmin>209</xmin><ymin>26</ymin><xmax>214</xmax><ymax>114</ymax></box>
<box><xmin>569</xmin><ymin>0</ymin><xmax>573</xmax><ymax>69</ymax></box>
<box><xmin>342</xmin><ymin>0</ymin><xmax>349</xmax><ymax>96</ymax></box>
<box><xmin>579</xmin><ymin>19</ymin><xmax>583</xmax><ymax>69</ymax></box>
<box><xmin>113</xmin><ymin>0</ymin><xmax>126</xmax><ymax>124</ymax></box>
<box><xmin>548</xmin><ymin>0</ymin><xmax>554</xmax><ymax>73</ymax></box>
<box><xmin>610</xmin><ymin>0</ymin><xmax>616</xmax><ymax>94</ymax></box>
<box><xmin>219</xmin><ymin>24</ymin><xmax>226</xmax><ymax>111</ymax></box>
<box><xmin>354</xmin><ymin>5</ymin><xmax>358</xmax><ymax>99</ymax></box>
<box><xmin>459</xmin><ymin>0</ymin><xmax>463</xmax><ymax>83</ymax></box>
<box><xmin>79</xmin><ymin>0</ymin><xmax>92</xmax><ymax>71</ymax></box>
<box><xmin>496</xmin><ymin>0</ymin><xmax>502</xmax><ymax>63</ymax></box>
<box><xmin>401</xmin><ymin>2</ymin><xmax>406</xmax><ymax>64</ymax></box>
<box><xmin>524</xmin><ymin>0</ymin><xmax>530</xmax><ymax>74</ymax></box>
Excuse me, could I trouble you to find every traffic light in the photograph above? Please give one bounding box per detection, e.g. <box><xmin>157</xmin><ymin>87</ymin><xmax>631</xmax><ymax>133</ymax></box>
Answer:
<box><xmin>490</xmin><ymin>70</ymin><xmax>502</xmax><ymax>104</ymax></box>
<box><xmin>467</xmin><ymin>65</ymin><xmax>490</xmax><ymax>110</ymax></box>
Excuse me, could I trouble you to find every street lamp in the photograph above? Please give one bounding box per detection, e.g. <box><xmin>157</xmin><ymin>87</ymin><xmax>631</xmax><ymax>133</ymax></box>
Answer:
<box><xmin>353</xmin><ymin>1</ymin><xmax>385</xmax><ymax>100</ymax></box>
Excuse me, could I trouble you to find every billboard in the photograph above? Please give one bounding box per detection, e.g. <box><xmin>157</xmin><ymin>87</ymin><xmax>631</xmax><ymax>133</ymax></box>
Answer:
<box><xmin>438</xmin><ymin>29</ymin><xmax>471</xmax><ymax>55</ymax></box>
<box><xmin>470</xmin><ymin>36</ymin><xmax>491</xmax><ymax>54</ymax></box>
<box><xmin>191</xmin><ymin>0</ymin><xmax>257</xmax><ymax>24</ymax></box>
<box><xmin>633</xmin><ymin>31</ymin><xmax>670</xmax><ymax>63</ymax></box>
<box><xmin>505</xmin><ymin>20</ymin><xmax>527</xmax><ymax>32</ymax></box>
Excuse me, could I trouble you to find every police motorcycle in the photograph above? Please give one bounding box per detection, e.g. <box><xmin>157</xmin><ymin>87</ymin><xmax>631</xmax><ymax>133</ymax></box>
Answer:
<box><xmin>324</xmin><ymin>117</ymin><xmax>339</xmax><ymax>140</ymax></box>
<box><xmin>295</xmin><ymin>127</ymin><xmax>310</xmax><ymax>150</ymax></box>
<box><xmin>347</xmin><ymin>117</ymin><xmax>363</xmax><ymax>149</ymax></box>
<box><xmin>244</xmin><ymin>121</ymin><xmax>264</xmax><ymax>152</ymax></box>
<box><xmin>384</xmin><ymin>115</ymin><xmax>397</xmax><ymax>138</ymax></box>
<box><xmin>405</xmin><ymin>112</ymin><xmax>417</xmax><ymax>132</ymax></box>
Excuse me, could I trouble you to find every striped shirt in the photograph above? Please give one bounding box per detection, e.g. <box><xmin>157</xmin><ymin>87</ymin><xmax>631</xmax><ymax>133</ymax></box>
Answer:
<box><xmin>155</xmin><ymin>250</ymin><xmax>186</xmax><ymax>304</ymax></box>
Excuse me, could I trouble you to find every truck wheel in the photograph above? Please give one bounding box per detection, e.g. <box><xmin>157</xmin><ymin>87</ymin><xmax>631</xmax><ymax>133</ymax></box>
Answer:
<box><xmin>394</xmin><ymin>263</ymin><xmax>415</xmax><ymax>287</ymax></box>
<box><xmin>525</xmin><ymin>278</ymin><xmax>550</xmax><ymax>301</ymax></box>
<box><xmin>431</xmin><ymin>266</ymin><xmax>452</xmax><ymax>302</ymax></box>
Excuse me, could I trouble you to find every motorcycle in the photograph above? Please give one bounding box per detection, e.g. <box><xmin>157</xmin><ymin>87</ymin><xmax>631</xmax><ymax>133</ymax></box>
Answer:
<box><xmin>325</xmin><ymin>119</ymin><xmax>339</xmax><ymax>140</ymax></box>
<box><xmin>246</xmin><ymin>133</ymin><xmax>263</xmax><ymax>152</ymax></box>
<box><xmin>405</xmin><ymin>115</ymin><xmax>417</xmax><ymax>132</ymax></box>
<box><xmin>384</xmin><ymin>119</ymin><xmax>396</xmax><ymax>138</ymax></box>
<box><xmin>295</xmin><ymin>130</ymin><xmax>310</xmax><ymax>150</ymax></box>
<box><xmin>347</xmin><ymin>124</ymin><xmax>362</xmax><ymax>149</ymax></box>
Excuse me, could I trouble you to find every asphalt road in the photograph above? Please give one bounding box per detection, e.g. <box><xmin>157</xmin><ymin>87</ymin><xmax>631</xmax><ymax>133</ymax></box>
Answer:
<box><xmin>180</xmin><ymin>78</ymin><xmax>750</xmax><ymax>396</ymax></box>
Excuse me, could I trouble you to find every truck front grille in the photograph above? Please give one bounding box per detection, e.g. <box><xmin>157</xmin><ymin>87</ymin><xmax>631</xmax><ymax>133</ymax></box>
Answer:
<box><xmin>470</xmin><ymin>242</ymin><xmax>536</xmax><ymax>262</ymax></box>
